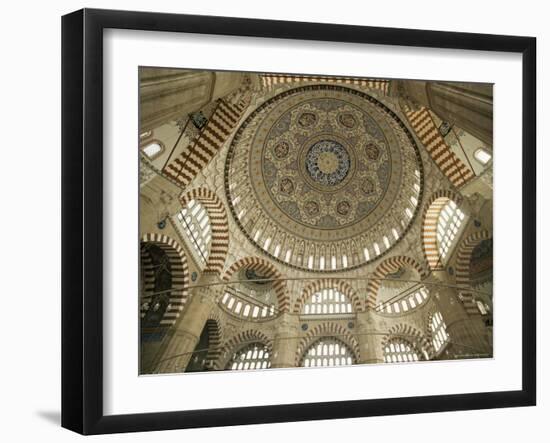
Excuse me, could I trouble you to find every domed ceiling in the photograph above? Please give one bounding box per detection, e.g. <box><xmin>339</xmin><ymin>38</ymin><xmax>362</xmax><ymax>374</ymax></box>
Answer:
<box><xmin>225</xmin><ymin>85</ymin><xmax>424</xmax><ymax>271</ymax></box>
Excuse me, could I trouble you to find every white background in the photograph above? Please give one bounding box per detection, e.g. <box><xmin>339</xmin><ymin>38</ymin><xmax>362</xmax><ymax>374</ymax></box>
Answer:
<box><xmin>0</xmin><ymin>1</ymin><xmax>546</xmax><ymax>442</ymax></box>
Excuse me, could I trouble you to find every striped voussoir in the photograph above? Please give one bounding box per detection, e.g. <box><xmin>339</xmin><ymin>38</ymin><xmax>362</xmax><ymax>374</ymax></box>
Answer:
<box><xmin>295</xmin><ymin>322</ymin><xmax>360</xmax><ymax>366</ymax></box>
<box><xmin>163</xmin><ymin>99</ymin><xmax>245</xmax><ymax>188</ymax></box>
<box><xmin>422</xmin><ymin>190</ymin><xmax>463</xmax><ymax>270</ymax></box>
<box><xmin>139</xmin><ymin>245</ymin><xmax>155</xmax><ymax>317</ymax></box>
<box><xmin>203</xmin><ymin>313</ymin><xmax>223</xmax><ymax>370</ymax></box>
<box><xmin>180</xmin><ymin>187</ymin><xmax>229</xmax><ymax>274</ymax></box>
<box><xmin>366</xmin><ymin>256</ymin><xmax>427</xmax><ymax>310</ymax></box>
<box><xmin>454</xmin><ymin>229</ymin><xmax>491</xmax><ymax>316</ymax></box>
<box><xmin>260</xmin><ymin>74</ymin><xmax>390</xmax><ymax>94</ymax></box>
<box><xmin>405</xmin><ymin>107</ymin><xmax>474</xmax><ymax>188</ymax></box>
<box><xmin>222</xmin><ymin>257</ymin><xmax>290</xmax><ymax>313</ymax></box>
<box><xmin>381</xmin><ymin>323</ymin><xmax>432</xmax><ymax>359</ymax></box>
<box><xmin>218</xmin><ymin>329</ymin><xmax>273</xmax><ymax>369</ymax></box>
<box><xmin>294</xmin><ymin>278</ymin><xmax>363</xmax><ymax>314</ymax></box>
<box><xmin>140</xmin><ymin>233</ymin><xmax>190</xmax><ymax>327</ymax></box>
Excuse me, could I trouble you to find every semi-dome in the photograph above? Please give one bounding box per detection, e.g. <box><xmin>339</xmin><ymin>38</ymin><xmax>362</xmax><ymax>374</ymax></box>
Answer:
<box><xmin>225</xmin><ymin>85</ymin><xmax>424</xmax><ymax>271</ymax></box>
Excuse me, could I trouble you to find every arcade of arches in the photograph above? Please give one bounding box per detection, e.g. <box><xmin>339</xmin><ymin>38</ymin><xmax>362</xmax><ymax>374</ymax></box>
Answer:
<box><xmin>139</xmin><ymin>69</ymin><xmax>493</xmax><ymax>374</ymax></box>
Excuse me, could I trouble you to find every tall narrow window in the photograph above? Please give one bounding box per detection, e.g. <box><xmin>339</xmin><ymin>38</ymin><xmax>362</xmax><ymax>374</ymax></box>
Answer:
<box><xmin>430</xmin><ymin>311</ymin><xmax>450</xmax><ymax>353</ymax></box>
<box><xmin>301</xmin><ymin>338</ymin><xmax>354</xmax><ymax>367</ymax></box>
<box><xmin>284</xmin><ymin>249</ymin><xmax>292</xmax><ymax>263</ymax></box>
<box><xmin>383</xmin><ymin>339</ymin><xmax>419</xmax><ymax>363</ymax></box>
<box><xmin>436</xmin><ymin>200</ymin><xmax>465</xmax><ymax>259</ymax></box>
<box><xmin>141</xmin><ymin>140</ymin><xmax>164</xmax><ymax>159</ymax></box>
<box><xmin>363</xmin><ymin>247</ymin><xmax>370</xmax><ymax>260</ymax></box>
<box><xmin>177</xmin><ymin>199</ymin><xmax>211</xmax><ymax>264</ymax></box>
<box><xmin>139</xmin><ymin>130</ymin><xmax>153</xmax><ymax>140</ymax></box>
<box><xmin>474</xmin><ymin>147</ymin><xmax>492</xmax><ymax>165</ymax></box>
<box><xmin>227</xmin><ymin>343</ymin><xmax>271</xmax><ymax>370</ymax></box>
<box><xmin>376</xmin><ymin>286</ymin><xmax>429</xmax><ymax>314</ymax></box>
<box><xmin>302</xmin><ymin>288</ymin><xmax>354</xmax><ymax>315</ymax></box>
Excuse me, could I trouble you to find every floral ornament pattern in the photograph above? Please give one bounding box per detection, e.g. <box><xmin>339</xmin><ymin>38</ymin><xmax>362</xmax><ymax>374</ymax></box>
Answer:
<box><xmin>224</xmin><ymin>85</ymin><xmax>424</xmax><ymax>271</ymax></box>
<box><xmin>305</xmin><ymin>140</ymin><xmax>351</xmax><ymax>186</ymax></box>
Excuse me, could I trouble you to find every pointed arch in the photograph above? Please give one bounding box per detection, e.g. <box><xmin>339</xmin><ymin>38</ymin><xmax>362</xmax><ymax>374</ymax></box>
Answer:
<box><xmin>294</xmin><ymin>279</ymin><xmax>363</xmax><ymax>314</ymax></box>
<box><xmin>179</xmin><ymin>187</ymin><xmax>229</xmax><ymax>274</ymax></box>
<box><xmin>140</xmin><ymin>233</ymin><xmax>190</xmax><ymax>327</ymax></box>
<box><xmin>295</xmin><ymin>322</ymin><xmax>360</xmax><ymax>366</ymax></box>
<box><xmin>422</xmin><ymin>190</ymin><xmax>464</xmax><ymax>270</ymax></box>
<box><xmin>454</xmin><ymin>229</ymin><xmax>492</xmax><ymax>315</ymax></box>
<box><xmin>366</xmin><ymin>255</ymin><xmax>427</xmax><ymax>310</ymax></box>
<box><xmin>218</xmin><ymin>329</ymin><xmax>273</xmax><ymax>369</ymax></box>
<box><xmin>223</xmin><ymin>256</ymin><xmax>290</xmax><ymax>313</ymax></box>
<box><xmin>381</xmin><ymin>323</ymin><xmax>432</xmax><ymax>359</ymax></box>
<box><xmin>404</xmin><ymin>107</ymin><xmax>474</xmax><ymax>187</ymax></box>
<box><xmin>163</xmin><ymin>97</ymin><xmax>249</xmax><ymax>188</ymax></box>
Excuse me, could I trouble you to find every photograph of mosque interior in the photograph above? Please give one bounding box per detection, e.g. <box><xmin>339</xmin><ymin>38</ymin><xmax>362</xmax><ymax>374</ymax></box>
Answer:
<box><xmin>139</xmin><ymin>68</ymin><xmax>493</xmax><ymax>374</ymax></box>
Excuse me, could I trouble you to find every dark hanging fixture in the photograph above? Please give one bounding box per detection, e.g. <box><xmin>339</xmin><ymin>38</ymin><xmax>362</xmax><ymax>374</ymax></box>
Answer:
<box><xmin>157</xmin><ymin>210</ymin><xmax>170</xmax><ymax>229</ymax></box>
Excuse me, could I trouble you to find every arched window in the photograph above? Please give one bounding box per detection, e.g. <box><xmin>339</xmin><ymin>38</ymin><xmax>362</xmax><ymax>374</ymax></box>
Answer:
<box><xmin>383</xmin><ymin>339</ymin><xmax>420</xmax><ymax>363</ymax></box>
<box><xmin>437</xmin><ymin>200</ymin><xmax>465</xmax><ymax>260</ymax></box>
<box><xmin>302</xmin><ymin>288</ymin><xmax>353</xmax><ymax>315</ymax></box>
<box><xmin>140</xmin><ymin>243</ymin><xmax>173</xmax><ymax>328</ymax></box>
<box><xmin>376</xmin><ymin>285</ymin><xmax>429</xmax><ymax>314</ymax></box>
<box><xmin>177</xmin><ymin>199</ymin><xmax>211</xmax><ymax>265</ymax></box>
<box><xmin>139</xmin><ymin>130</ymin><xmax>153</xmax><ymax>140</ymax></box>
<box><xmin>220</xmin><ymin>267</ymin><xmax>278</xmax><ymax>320</ymax></box>
<box><xmin>474</xmin><ymin>147</ymin><xmax>492</xmax><ymax>165</ymax></box>
<box><xmin>227</xmin><ymin>343</ymin><xmax>271</xmax><ymax>370</ymax></box>
<box><xmin>430</xmin><ymin>312</ymin><xmax>450</xmax><ymax>353</ymax></box>
<box><xmin>141</xmin><ymin>140</ymin><xmax>164</xmax><ymax>159</ymax></box>
<box><xmin>301</xmin><ymin>338</ymin><xmax>355</xmax><ymax>367</ymax></box>
<box><xmin>220</xmin><ymin>290</ymin><xmax>276</xmax><ymax>320</ymax></box>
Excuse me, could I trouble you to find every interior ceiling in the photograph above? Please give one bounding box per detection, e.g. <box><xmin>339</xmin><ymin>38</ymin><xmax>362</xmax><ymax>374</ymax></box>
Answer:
<box><xmin>225</xmin><ymin>85</ymin><xmax>424</xmax><ymax>272</ymax></box>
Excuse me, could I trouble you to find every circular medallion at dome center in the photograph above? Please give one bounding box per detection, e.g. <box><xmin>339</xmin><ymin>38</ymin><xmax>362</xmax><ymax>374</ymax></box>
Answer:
<box><xmin>305</xmin><ymin>139</ymin><xmax>350</xmax><ymax>186</ymax></box>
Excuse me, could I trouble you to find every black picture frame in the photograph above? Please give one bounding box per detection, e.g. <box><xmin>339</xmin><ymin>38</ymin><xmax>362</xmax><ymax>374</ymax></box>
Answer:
<box><xmin>61</xmin><ymin>8</ymin><xmax>536</xmax><ymax>435</ymax></box>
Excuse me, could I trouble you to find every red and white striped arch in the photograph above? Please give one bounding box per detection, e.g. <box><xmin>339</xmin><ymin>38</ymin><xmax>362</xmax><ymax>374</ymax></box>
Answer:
<box><xmin>405</xmin><ymin>107</ymin><xmax>474</xmax><ymax>188</ymax></box>
<box><xmin>294</xmin><ymin>278</ymin><xmax>363</xmax><ymax>314</ymax></box>
<box><xmin>295</xmin><ymin>322</ymin><xmax>360</xmax><ymax>366</ymax></box>
<box><xmin>259</xmin><ymin>73</ymin><xmax>390</xmax><ymax>94</ymax></box>
<box><xmin>381</xmin><ymin>323</ymin><xmax>432</xmax><ymax>359</ymax></box>
<box><xmin>163</xmin><ymin>98</ymin><xmax>247</xmax><ymax>188</ymax></box>
<box><xmin>179</xmin><ymin>187</ymin><xmax>229</xmax><ymax>275</ymax></box>
<box><xmin>366</xmin><ymin>255</ymin><xmax>428</xmax><ymax>310</ymax></box>
<box><xmin>218</xmin><ymin>329</ymin><xmax>273</xmax><ymax>369</ymax></box>
<box><xmin>454</xmin><ymin>229</ymin><xmax>492</xmax><ymax>316</ymax></box>
<box><xmin>422</xmin><ymin>190</ymin><xmax>463</xmax><ymax>271</ymax></box>
<box><xmin>222</xmin><ymin>256</ymin><xmax>290</xmax><ymax>313</ymax></box>
<box><xmin>140</xmin><ymin>233</ymin><xmax>190</xmax><ymax>327</ymax></box>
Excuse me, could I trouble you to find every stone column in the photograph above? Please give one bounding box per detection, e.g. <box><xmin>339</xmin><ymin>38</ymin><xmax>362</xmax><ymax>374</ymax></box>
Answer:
<box><xmin>154</xmin><ymin>273</ymin><xmax>221</xmax><ymax>373</ymax></box>
<box><xmin>357</xmin><ymin>312</ymin><xmax>384</xmax><ymax>364</ymax></box>
<box><xmin>139</xmin><ymin>68</ymin><xmax>243</xmax><ymax>132</ymax></box>
<box><xmin>271</xmin><ymin>313</ymin><xmax>301</xmax><ymax>368</ymax></box>
<box><xmin>397</xmin><ymin>80</ymin><xmax>493</xmax><ymax>147</ymax></box>
<box><xmin>429</xmin><ymin>272</ymin><xmax>491</xmax><ymax>359</ymax></box>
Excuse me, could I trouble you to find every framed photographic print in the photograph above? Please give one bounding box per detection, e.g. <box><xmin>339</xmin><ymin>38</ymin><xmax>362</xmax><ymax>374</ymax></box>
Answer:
<box><xmin>61</xmin><ymin>8</ymin><xmax>536</xmax><ymax>435</ymax></box>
